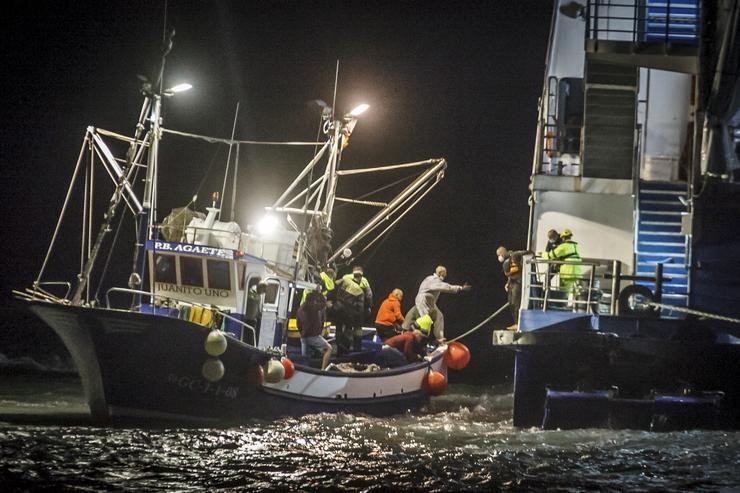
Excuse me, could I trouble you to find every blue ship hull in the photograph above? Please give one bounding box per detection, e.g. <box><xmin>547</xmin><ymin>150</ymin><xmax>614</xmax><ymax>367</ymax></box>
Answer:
<box><xmin>495</xmin><ymin>313</ymin><xmax>740</xmax><ymax>430</ymax></box>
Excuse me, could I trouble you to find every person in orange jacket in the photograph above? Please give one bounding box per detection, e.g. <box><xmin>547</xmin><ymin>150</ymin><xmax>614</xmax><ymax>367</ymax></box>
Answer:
<box><xmin>374</xmin><ymin>288</ymin><xmax>405</xmax><ymax>341</ymax></box>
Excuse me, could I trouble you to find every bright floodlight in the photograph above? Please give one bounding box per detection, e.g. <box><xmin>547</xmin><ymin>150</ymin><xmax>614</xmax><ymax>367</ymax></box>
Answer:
<box><xmin>348</xmin><ymin>103</ymin><xmax>370</xmax><ymax>117</ymax></box>
<box><xmin>168</xmin><ymin>83</ymin><xmax>193</xmax><ymax>93</ymax></box>
<box><xmin>255</xmin><ymin>214</ymin><xmax>278</xmax><ymax>236</ymax></box>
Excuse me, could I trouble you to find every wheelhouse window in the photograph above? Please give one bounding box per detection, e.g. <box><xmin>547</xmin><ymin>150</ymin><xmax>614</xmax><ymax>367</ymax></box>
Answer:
<box><xmin>180</xmin><ymin>256</ymin><xmax>204</xmax><ymax>287</ymax></box>
<box><xmin>264</xmin><ymin>280</ymin><xmax>280</xmax><ymax>305</ymax></box>
<box><xmin>154</xmin><ymin>254</ymin><xmax>177</xmax><ymax>284</ymax></box>
<box><xmin>207</xmin><ymin>260</ymin><xmax>231</xmax><ymax>290</ymax></box>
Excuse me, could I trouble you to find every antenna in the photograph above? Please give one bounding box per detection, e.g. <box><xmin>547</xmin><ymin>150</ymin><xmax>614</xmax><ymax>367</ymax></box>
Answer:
<box><xmin>219</xmin><ymin>101</ymin><xmax>241</xmax><ymax>221</ymax></box>
<box><xmin>331</xmin><ymin>60</ymin><xmax>339</xmax><ymax>122</ymax></box>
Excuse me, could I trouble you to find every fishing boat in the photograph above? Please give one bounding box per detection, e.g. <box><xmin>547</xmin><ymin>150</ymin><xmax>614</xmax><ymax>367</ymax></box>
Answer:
<box><xmin>15</xmin><ymin>35</ymin><xmax>466</xmax><ymax>424</ymax></box>
<box><xmin>493</xmin><ymin>0</ymin><xmax>740</xmax><ymax>430</ymax></box>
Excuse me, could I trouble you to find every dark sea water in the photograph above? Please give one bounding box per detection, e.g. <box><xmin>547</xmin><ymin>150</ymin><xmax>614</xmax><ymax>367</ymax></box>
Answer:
<box><xmin>2</xmin><ymin>374</ymin><xmax>740</xmax><ymax>492</ymax></box>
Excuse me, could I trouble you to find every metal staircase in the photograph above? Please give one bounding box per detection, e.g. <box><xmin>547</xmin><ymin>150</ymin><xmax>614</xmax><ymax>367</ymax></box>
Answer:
<box><xmin>635</xmin><ymin>180</ymin><xmax>690</xmax><ymax>315</ymax></box>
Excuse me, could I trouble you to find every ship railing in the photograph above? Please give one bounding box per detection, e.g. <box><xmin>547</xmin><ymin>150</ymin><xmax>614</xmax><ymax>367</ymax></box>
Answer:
<box><xmin>32</xmin><ymin>281</ymin><xmax>72</xmax><ymax>302</ymax></box>
<box><xmin>155</xmin><ymin>223</ymin><xmax>242</xmax><ymax>250</ymax></box>
<box><xmin>522</xmin><ymin>257</ymin><xmax>602</xmax><ymax>313</ymax></box>
<box><xmin>584</xmin><ymin>0</ymin><xmax>701</xmax><ymax>45</ymax></box>
<box><xmin>105</xmin><ymin>287</ymin><xmax>257</xmax><ymax>345</ymax></box>
<box><xmin>522</xmin><ymin>256</ymin><xmax>671</xmax><ymax>316</ymax></box>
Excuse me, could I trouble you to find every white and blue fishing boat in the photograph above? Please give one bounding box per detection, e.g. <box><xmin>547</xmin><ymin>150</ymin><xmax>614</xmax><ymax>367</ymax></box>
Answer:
<box><xmin>15</xmin><ymin>36</ymin><xmax>458</xmax><ymax>424</ymax></box>
<box><xmin>493</xmin><ymin>0</ymin><xmax>740</xmax><ymax>430</ymax></box>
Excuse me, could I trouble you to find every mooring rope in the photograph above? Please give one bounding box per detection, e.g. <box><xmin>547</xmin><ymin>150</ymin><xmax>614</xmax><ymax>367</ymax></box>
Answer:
<box><xmin>448</xmin><ymin>302</ymin><xmax>510</xmax><ymax>343</ymax></box>
<box><xmin>645</xmin><ymin>301</ymin><xmax>740</xmax><ymax>325</ymax></box>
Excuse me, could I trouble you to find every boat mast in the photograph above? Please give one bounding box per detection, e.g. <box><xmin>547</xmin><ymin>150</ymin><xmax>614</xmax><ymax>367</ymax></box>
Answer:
<box><xmin>70</xmin><ymin>96</ymin><xmax>152</xmax><ymax>306</ymax></box>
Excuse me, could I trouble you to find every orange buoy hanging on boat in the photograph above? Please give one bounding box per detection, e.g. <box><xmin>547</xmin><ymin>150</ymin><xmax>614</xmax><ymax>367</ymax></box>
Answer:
<box><xmin>281</xmin><ymin>357</ymin><xmax>295</xmax><ymax>379</ymax></box>
<box><xmin>424</xmin><ymin>370</ymin><xmax>447</xmax><ymax>396</ymax></box>
<box><xmin>443</xmin><ymin>341</ymin><xmax>471</xmax><ymax>370</ymax></box>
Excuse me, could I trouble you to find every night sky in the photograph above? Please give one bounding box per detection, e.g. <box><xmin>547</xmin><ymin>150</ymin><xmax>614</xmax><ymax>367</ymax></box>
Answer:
<box><xmin>2</xmin><ymin>1</ymin><xmax>553</xmax><ymax>365</ymax></box>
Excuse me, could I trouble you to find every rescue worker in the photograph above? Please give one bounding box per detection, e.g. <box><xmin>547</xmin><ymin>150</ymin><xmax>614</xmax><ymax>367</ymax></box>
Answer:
<box><xmin>374</xmin><ymin>288</ymin><xmax>405</xmax><ymax>341</ymax></box>
<box><xmin>496</xmin><ymin>246</ymin><xmax>527</xmax><ymax>329</ymax></box>
<box><xmin>402</xmin><ymin>265</ymin><xmax>471</xmax><ymax>343</ymax></box>
<box><xmin>334</xmin><ymin>265</ymin><xmax>372</xmax><ymax>354</ymax></box>
<box><xmin>300</xmin><ymin>267</ymin><xmax>336</xmax><ymax>304</ymax></box>
<box><xmin>380</xmin><ymin>314</ymin><xmax>433</xmax><ymax>367</ymax></box>
<box><xmin>545</xmin><ymin>229</ymin><xmax>562</xmax><ymax>254</ymax></box>
<box><xmin>544</xmin><ymin>229</ymin><xmax>582</xmax><ymax>294</ymax></box>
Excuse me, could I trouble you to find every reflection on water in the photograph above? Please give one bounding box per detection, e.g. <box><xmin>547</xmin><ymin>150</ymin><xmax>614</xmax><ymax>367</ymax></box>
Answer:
<box><xmin>1</xmin><ymin>375</ymin><xmax>739</xmax><ymax>491</ymax></box>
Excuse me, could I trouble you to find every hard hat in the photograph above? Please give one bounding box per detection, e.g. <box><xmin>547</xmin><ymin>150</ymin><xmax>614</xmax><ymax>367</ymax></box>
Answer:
<box><xmin>415</xmin><ymin>314</ymin><xmax>433</xmax><ymax>335</ymax></box>
<box><xmin>560</xmin><ymin>229</ymin><xmax>573</xmax><ymax>238</ymax></box>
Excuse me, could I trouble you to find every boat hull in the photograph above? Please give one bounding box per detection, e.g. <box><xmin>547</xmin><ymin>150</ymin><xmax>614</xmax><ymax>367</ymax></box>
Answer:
<box><xmin>28</xmin><ymin>302</ymin><xmax>443</xmax><ymax>423</ymax></box>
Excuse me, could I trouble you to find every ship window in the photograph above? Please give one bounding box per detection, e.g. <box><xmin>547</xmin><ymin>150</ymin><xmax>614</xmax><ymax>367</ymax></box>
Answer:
<box><xmin>207</xmin><ymin>260</ymin><xmax>231</xmax><ymax>290</ymax></box>
<box><xmin>154</xmin><ymin>254</ymin><xmax>177</xmax><ymax>284</ymax></box>
<box><xmin>180</xmin><ymin>257</ymin><xmax>204</xmax><ymax>287</ymax></box>
<box><xmin>264</xmin><ymin>281</ymin><xmax>280</xmax><ymax>305</ymax></box>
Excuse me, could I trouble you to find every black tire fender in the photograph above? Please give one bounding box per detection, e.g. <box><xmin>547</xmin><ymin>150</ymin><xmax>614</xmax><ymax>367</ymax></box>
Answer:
<box><xmin>618</xmin><ymin>285</ymin><xmax>658</xmax><ymax>318</ymax></box>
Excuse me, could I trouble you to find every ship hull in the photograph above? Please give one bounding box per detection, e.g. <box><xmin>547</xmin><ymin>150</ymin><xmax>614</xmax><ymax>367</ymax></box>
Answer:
<box><xmin>494</xmin><ymin>314</ymin><xmax>740</xmax><ymax>430</ymax></box>
<box><xmin>28</xmin><ymin>302</ymin><xmax>441</xmax><ymax>423</ymax></box>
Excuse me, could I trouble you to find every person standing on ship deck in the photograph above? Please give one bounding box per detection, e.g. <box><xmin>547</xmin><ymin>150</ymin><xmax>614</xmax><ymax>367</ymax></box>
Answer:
<box><xmin>334</xmin><ymin>265</ymin><xmax>373</xmax><ymax>354</ymax></box>
<box><xmin>544</xmin><ymin>229</ymin><xmax>582</xmax><ymax>295</ymax></box>
<box><xmin>297</xmin><ymin>291</ymin><xmax>332</xmax><ymax>370</ymax></box>
<box><xmin>497</xmin><ymin>246</ymin><xmax>530</xmax><ymax>330</ymax></box>
<box><xmin>402</xmin><ymin>265</ymin><xmax>471</xmax><ymax>343</ymax></box>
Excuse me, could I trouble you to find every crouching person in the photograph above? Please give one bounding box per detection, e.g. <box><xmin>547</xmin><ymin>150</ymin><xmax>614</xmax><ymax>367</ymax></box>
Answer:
<box><xmin>378</xmin><ymin>315</ymin><xmax>433</xmax><ymax>368</ymax></box>
<box><xmin>298</xmin><ymin>291</ymin><xmax>332</xmax><ymax>370</ymax></box>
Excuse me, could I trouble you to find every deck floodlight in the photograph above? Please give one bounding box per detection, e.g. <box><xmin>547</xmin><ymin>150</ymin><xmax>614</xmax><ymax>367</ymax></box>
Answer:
<box><xmin>347</xmin><ymin>103</ymin><xmax>369</xmax><ymax>117</ymax></box>
<box><xmin>163</xmin><ymin>83</ymin><xmax>193</xmax><ymax>97</ymax></box>
<box><xmin>256</xmin><ymin>214</ymin><xmax>278</xmax><ymax>236</ymax></box>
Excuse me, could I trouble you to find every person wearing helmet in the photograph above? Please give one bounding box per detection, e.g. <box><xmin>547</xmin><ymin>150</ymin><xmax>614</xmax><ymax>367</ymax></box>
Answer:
<box><xmin>401</xmin><ymin>266</ymin><xmax>471</xmax><ymax>343</ymax></box>
<box><xmin>380</xmin><ymin>315</ymin><xmax>433</xmax><ymax>366</ymax></box>
<box><xmin>544</xmin><ymin>229</ymin><xmax>582</xmax><ymax>294</ymax></box>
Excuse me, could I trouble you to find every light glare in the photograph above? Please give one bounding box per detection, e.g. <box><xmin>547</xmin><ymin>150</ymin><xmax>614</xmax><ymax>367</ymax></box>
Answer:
<box><xmin>255</xmin><ymin>215</ymin><xmax>278</xmax><ymax>236</ymax></box>
<box><xmin>348</xmin><ymin>103</ymin><xmax>369</xmax><ymax>117</ymax></box>
<box><xmin>169</xmin><ymin>83</ymin><xmax>193</xmax><ymax>93</ymax></box>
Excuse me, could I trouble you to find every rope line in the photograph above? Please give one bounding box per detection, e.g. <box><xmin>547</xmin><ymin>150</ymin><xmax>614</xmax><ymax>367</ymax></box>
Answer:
<box><xmin>645</xmin><ymin>301</ymin><xmax>740</xmax><ymax>325</ymax></box>
<box><xmin>448</xmin><ymin>303</ymin><xmax>510</xmax><ymax>343</ymax></box>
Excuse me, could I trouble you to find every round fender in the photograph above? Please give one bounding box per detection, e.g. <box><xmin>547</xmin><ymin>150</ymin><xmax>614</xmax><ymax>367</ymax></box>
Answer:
<box><xmin>618</xmin><ymin>285</ymin><xmax>658</xmax><ymax>318</ymax></box>
<box><xmin>443</xmin><ymin>342</ymin><xmax>471</xmax><ymax>370</ymax></box>
<box><xmin>264</xmin><ymin>359</ymin><xmax>285</xmax><ymax>383</ymax></box>
<box><xmin>423</xmin><ymin>370</ymin><xmax>447</xmax><ymax>396</ymax></box>
<box><xmin>202</xmin><ymin>358</ymin><xmax>225</xmax><ymax>382</ymax></box>
<box><xmin>205</xmin><ymin>330</ymin><xmax>228</xmax><ymax>357</ymax></box>
<box><xmin>281</xmin><ymin>357</ymin><xmax>295</xmax><ymax>380</ymax></box>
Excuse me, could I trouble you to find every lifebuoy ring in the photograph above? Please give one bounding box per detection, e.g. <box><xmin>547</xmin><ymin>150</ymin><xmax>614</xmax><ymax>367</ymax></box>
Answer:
<box><xmin>617</xmin><ymin>285</ymin><xmax>658</xmax><ymax>318</ymax></box>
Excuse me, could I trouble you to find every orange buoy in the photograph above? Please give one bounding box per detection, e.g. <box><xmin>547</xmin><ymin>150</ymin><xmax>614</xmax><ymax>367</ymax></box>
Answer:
<box><xmin>443</xmin><ymin>341</ymin><xmax>471</xmax><ymax>370</ymax></box>
<box><xmin>281</xmin><ymin>357</ymin><xmax>295</xmax><ymax>380</ymax></box>
<box><xmin>246</xmin><ymin>364</ymin><xmax>264</xmax><ymax>384</ymax></box>
<box><xmin>424</xmin><ymin>370</ymin><xmax>447</xmax><ymax>396</ymax></box>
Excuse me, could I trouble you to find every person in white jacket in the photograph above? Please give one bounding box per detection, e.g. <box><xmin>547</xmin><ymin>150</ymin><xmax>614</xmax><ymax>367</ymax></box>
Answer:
<box><xmin>402</xmin><ymin>265</ymin><xmax>471</xmax><ymax>342</ymax></box>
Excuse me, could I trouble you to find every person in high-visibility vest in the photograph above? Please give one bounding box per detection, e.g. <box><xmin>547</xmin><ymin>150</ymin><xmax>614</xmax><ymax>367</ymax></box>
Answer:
<box><xmin>334</xmin><ymin>265</ymin><xmax>372</xmax><ymax>354</ymax></box>
<box><xmin>544</xmin><ymin>229</ymin><xmax>582</xmax><ymax>294</ymax></box>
